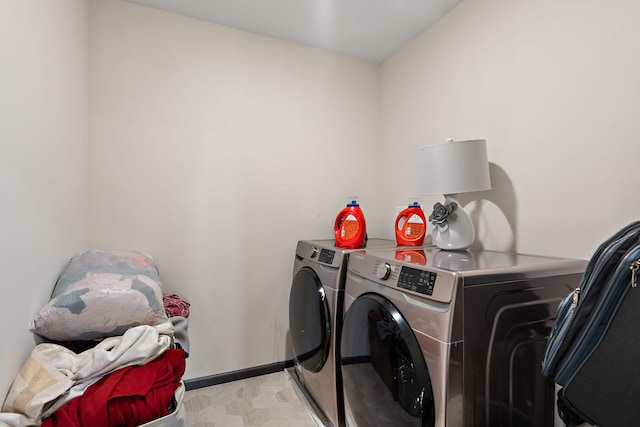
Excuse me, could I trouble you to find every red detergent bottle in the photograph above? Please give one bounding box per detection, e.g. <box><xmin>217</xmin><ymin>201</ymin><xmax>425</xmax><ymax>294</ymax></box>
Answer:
<box><xmin>334</xmin><ymin>198</ymin><xmax>367</xmax><ymax>248</ymax></box>
<box><xmin>395</xmin><ymin>200</ymin><xmax>426</xmax><ymax>246</ymax></box>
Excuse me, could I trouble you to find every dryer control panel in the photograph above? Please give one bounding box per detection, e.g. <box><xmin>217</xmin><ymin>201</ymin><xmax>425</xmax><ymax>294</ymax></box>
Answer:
<box><xmin>348</xmin><ymin>252</ymin><xmax>457</xmax><ymax>304</ymax></box>
<box><xmin>397</xmin><ymin>265</ymin><xmax>437</xmax><ymax>296</ymax></box>
<box><xmin>318</xmin><ymin>249</ymin><xmax>335</xmax><ymax>264</ymax></box>
<box><xmin>296</xmin><ymin>240</ymin><xmax>346</xmax><ymax>268</ymax></box>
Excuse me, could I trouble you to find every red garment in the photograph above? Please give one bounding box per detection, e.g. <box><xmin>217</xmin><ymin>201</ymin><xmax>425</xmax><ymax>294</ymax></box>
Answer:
<box><xmin>42</xmin><ymin>349</ymin><xmax>185</xmax><ymax>427</ymax></box>
<box><xmin>163</xmin><ymin>294</ymin><xmax>190</xmax><ymax>318</ymax></box>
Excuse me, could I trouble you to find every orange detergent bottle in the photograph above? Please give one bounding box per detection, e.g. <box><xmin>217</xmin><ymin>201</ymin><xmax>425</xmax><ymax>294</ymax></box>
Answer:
<box><xmin>334</xmin><ymin>198</ymin><xmax>367</xmax><ymax>248</ymax></box>
<box><xmin>395</xmin><ymin>200</ymin><xmax>426</xmax><ymax>246</ymax></box>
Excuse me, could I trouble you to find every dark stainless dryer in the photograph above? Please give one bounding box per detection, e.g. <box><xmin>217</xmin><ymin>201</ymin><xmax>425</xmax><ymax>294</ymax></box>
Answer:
<box><xmin>340</xmin><ymin>248</ymin><xmax>587</xmax><ymax>427</ymax></box>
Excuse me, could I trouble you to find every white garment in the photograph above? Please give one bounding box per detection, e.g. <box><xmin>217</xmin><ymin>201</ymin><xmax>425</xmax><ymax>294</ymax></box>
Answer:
<box><xmin>0</xmin><ymin>413</ymin><xmax>34</xmax><ymax>427</ymax></box>
<box><xmin>1</xmin><ymin>323</ymin><xmax>173</xmax><ymax>427</ymax></box>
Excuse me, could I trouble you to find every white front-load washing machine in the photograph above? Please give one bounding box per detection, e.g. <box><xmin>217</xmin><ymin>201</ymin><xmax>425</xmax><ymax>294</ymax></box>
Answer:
<box><xmin>340</xmin><ymin>247</ymin><xmax>587</xmax><ymax>427</ymax></box>
<box><xmin>287</xmin><ymin>239</ymin><xmax>398</xmax><ymax>427</ymax></box>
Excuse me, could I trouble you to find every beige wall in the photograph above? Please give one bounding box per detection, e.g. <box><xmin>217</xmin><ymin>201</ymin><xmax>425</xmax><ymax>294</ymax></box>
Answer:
<box><xmin>380</xmin><ymin>0</ymin><xmax>640</xmax><ymax>259</ymax></box>
<box><xmin>0</xmin><ymin>1</ymin><xmax>89</xmax><ymax>395</ymax></box>
<box><xmin>88</xmin><ymin>0</ymin><xmax>380</xmax><ymax>380</ymax></box>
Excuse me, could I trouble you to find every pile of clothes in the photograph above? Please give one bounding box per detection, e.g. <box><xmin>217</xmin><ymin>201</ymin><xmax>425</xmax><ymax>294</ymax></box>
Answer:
<box><xmin>0</xmin><ymin>250</ymin><xmax>190</xmax><ymax>427</ymax></box>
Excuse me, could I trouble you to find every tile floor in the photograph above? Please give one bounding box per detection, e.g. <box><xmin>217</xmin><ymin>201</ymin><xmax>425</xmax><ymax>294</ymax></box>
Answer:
<box><xmin>183</xmin><ymin>371</ymin><xmax>317</xmax><ymax>427</ymax></box>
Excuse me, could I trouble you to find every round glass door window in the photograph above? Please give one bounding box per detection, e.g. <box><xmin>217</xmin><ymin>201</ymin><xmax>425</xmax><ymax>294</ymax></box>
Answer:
<box><xmin>341</xmin><ymin>293</ymin><xmax>435</xmax><ymax>427</ymax></box>
<box><xmin>289</xmin><ymin>267</ymin><xmax>330</xmax><ymax>372</ymax></box>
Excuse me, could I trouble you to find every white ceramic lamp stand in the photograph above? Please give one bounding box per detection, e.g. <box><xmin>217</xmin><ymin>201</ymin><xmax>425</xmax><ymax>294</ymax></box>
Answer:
<box><xmin>417</xmin><ymin>139</ymin><xmax>491</xmax><ymax>251</ymax></box>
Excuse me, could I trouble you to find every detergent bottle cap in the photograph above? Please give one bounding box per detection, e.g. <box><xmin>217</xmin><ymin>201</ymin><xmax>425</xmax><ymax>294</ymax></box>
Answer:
<box><xmin>346</xmin><ymin>197</ymin><xmax>360</xmax><ymax>207</ymax></box>
<box><xmin>408</xmin><ymin>198</ymin><xmax>421</xmax><ymax>208</ymax></box>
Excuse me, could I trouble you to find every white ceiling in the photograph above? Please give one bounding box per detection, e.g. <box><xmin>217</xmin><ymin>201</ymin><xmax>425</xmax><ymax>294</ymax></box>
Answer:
<box><xmin>124</xmin><ymin>0</ymin><xmax>462</xmax><ymax>63</ymax></box>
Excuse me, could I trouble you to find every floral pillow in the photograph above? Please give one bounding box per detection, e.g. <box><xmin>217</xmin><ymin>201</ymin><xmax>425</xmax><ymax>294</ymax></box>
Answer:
<box><xmin>30</xmin><ymin>251</ymin><xmax>170</xmax><ymax>341</ymax></box>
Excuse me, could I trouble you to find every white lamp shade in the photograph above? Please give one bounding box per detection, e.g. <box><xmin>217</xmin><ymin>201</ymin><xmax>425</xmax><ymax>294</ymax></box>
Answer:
<box><xmin>417</xmin><ymin>139</ymin><xmax>491</xmax><ymax>196</ymax></box>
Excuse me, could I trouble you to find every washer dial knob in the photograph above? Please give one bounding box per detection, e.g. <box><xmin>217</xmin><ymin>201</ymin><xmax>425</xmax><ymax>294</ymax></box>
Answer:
<box><xmin>376</xmin><ymin>262</ymin><xmax>392</xmax><ymax>280</ymax></box>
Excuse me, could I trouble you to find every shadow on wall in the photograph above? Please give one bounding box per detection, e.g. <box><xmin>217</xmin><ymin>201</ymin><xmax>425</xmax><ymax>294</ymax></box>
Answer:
<box><xmin>459</xmin><ymin>163</ymin><xmax>517</xmax><ymax>252</ymax></box>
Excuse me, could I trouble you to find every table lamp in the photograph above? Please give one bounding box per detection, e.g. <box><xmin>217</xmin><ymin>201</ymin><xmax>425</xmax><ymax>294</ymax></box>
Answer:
<box><xmin>417</xmin><ymin>139</ymin><xmax>491</xmax><ymax>250</ymax></box>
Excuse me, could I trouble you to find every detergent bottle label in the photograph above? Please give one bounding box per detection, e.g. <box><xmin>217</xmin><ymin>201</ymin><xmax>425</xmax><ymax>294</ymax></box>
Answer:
<box><xmin>404</xmin><ymin>214</ymin><xmax>425</xmax><ymax>238</ymax></box>
<box><xmin>341</xmin><ymin>213</ymin><xmax>359</xmax><ymax>239</ymax></box>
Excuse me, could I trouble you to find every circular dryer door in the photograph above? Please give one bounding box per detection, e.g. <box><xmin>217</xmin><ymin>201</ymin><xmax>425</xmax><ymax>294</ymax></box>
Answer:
<box><xmin>341</xmin><ymin>294</ymin><xmax>435</xmax><ymax>427</ymax></box>
<box><xmin>289</xmin><ymin>267</ymin><xmax>331</xmax><ymax>372</ymax></box>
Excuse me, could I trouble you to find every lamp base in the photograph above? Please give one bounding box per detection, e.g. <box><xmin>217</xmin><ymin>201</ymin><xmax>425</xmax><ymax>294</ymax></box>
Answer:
<box><xmin>432</xmin><ymin>195</ymin><xmax>476</xmax><ymax>251</ymax></box>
